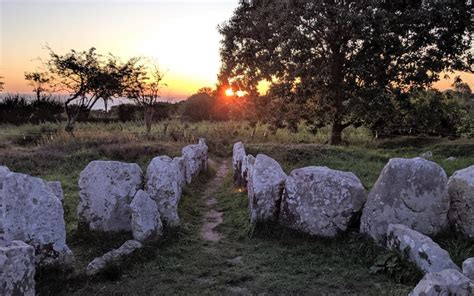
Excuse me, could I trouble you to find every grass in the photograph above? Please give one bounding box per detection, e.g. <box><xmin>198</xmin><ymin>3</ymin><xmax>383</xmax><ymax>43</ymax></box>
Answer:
<box><xmin>0</xmin><ymin>121</ymin><xmax>473</xmax><ymax>295</ymax></box>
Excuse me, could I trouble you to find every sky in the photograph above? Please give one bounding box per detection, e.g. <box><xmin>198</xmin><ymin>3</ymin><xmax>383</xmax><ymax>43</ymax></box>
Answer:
<box><xmin>0</xmin><ymin>0</ymin><xmax>473</xmax><ymax>101</ymax></box>
<box><xmin>0</xmin><ymin>0</ymin><xmax>238</xmax><ymax>101</ymax></box>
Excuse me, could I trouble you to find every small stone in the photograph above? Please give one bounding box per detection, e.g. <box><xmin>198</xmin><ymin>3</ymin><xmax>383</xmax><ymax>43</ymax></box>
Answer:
<box><xmin>248</xmin><ymin>154</ymin><xmax>286</xmax><ymax>223</ymax></box>
<box><xmin>77</xmin><ymin>161</ymin><xmax>142</xmax><ymax>232</ymax></box>
<box><xmin>198</xmin><ymin>138</ymin><xmax>207</xmax><ymax>147</ymax></box>
<box><xmin>447</xmin><ymin>156</ymin><xmax>457</xmax><ymax>161</ymax></box>
<box><xmin>420</xmin><ymin>151</ymin><xmax>433</xmax><ymax>159</ymax></box>
<box><xmin>130</xmin><ymin>190</ymin><xmax>162</xmax><ymax>242</ymax></box>
<box><xmin>448</xmin><ymin>165</ymin><xmax>474</xmax><ymax>238</ymax></box>
<box><xmin>0</xmin><ymin>240</ymin><xmax>35</xmax><ymax>296</ymax></box>
<box><xmin>387</xmin><ymin>224</ymin><xmax>459</xmax><ymax>274</ymax></box>
<box><xmin>410</xmin><ymin>269</ymin><xmax>474</xmax><ymax>296</ymax></box>
<box><xmin>47</xmin><ymin>181</ymin><xmax>64</xmax><ymax>201</ymax></box>
<box><xmin>462</xmin><ymin>258</ymin><xmax>474</xmax><ymax>280</ymax></box>
<box><xmin>85</xmin><ymin>240</ymin><xmax>142</xmax><ymax>276</ymax></box>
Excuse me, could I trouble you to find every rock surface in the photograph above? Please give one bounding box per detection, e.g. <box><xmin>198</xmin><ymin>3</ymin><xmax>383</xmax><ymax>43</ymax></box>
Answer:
<box><xmin>2</xmin><ymin>172</ymin><xmax>73</xmax><ymax>267</ymax></box>
<box><xmin>232</xmin><ymin>142</ymin><xmax>246</xmax><ymax>187</ymax></box>
<box><xmin>248</xmin><ymin>154</ymin><xmax>286</xmax><ymax>223</ymax></box>
<box><xmin>241</xmin><ymin>154</ymin><xmax>255</xmax><ymax>186</ymax></box>
<box><xmin>173</xmin><ymin>156</ymin><xmax>187</xmax><ymax>187</ymax></box>
<box><xmin>387</xmin><ymin>224</ymin><xmax>459</xmax><ymax>274</ymax></box>
<box><xmin>130</xmin><ymin>190</ymin><xmax>162</xmax><ymax>242</ymax></box>
<box><xmin>146</xmin><ymin>156</ymin><xmax>182</xmax><ymax>227</ymax></box>
<box><xmin>77</xmin><ymin>161</ymin><xmax>142</xmax><ymax>232</ymax></box>
<box><xmin>0</xmin><ymin>240</ymin><xmax>35</xmax><ymax>296</ymax></box>
<box><xmin>463</xmin><ymin>258</ymin><xmax>474</xmax><ymax>280</ymax></box>
<box><xmin>410</xmin><ymin>269</ymin><xmax>474</xmax><ymax>296</ymax></box>
<box><xmin>182</xmin><ymin>144</ymin><xmax>208</xmax><ymax>184</ymax></box>
<box><xmin>0</xmin><ymin>166</ymin><xmax>11</xmax><ymax>231</ymax></box>
<box><xmin>280</xmin><ymin>166</ymin><xmax>366</xmax><ymax>237</ymax></box>
<box><xmin>360</xmin><ymin>157</ymin><xmax>449</xmax><ymax>243</ymax></box>
<box><xmin>47</xmin><ymin>181</ymin><xmax>64</xmax><ymax>202</ymax></box>
<box><xmin>448</xmin><ymin>165</ymin><xmax>474</xmax><ymax>237</ymax></box>
<box><xmin>85</xmin><ymin>240</ymin><xmax>142</xmax><ymax>276</ymax></box>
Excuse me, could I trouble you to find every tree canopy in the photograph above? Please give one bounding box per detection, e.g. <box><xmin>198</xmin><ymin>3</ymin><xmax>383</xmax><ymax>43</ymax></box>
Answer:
<box><xmin>219</xmin><ymin>0</ymin><xmax>473</xmax><ymax>144</ymax></box>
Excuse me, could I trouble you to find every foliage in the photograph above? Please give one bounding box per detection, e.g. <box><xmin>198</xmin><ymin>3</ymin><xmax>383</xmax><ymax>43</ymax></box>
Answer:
<box><xmin>0</xmin><ymin>95</ymin><xmax>63</xmax><ymax>124</ymax></box>
<box><xmin>180</xmin><ymin>92</ymin><xmax>216</xmax><ymax>121</ymax></box>
<box><xmin>25</xmin><ymin>71</ymin><xmax>51</xmax><ymax>101</ymax></box>
<box><xmin>370</xmin><ymin>249</ymin><xmax>423</xmax><ymax>284</ymax></box>
<box><xmin>219</xmin><ymin>0</ymin><xmax>473</xmax><ymax>144</ymax></box>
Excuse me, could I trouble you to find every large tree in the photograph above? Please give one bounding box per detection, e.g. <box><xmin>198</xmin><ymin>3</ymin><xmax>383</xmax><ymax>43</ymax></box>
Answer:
<box><xmin>219</xmin><ymin>0</ymin><xmax>473</xmax><ymax>144</ymax></box>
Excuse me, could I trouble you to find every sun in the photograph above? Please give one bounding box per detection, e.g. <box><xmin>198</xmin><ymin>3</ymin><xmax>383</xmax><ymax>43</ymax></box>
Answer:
<box><xmin>225</xmin><ymin>88</ymin><xmax>235</xmax><ymax>96</ymax></box>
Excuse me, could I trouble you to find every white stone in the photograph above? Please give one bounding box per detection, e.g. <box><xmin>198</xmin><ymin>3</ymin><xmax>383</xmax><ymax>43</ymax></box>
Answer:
<box><xmin>146</xmin><ymin>156</ymin><xmax>182</xmax><ymax>227</ymax></box>
<box><xmin>0</xmin><ymin>240</ymin><xmax>35</xmax><ymax>296</ymax></box>
<box><xmin>172</xmin><ymin>156</ymin><xmax>187</xmax><ymax>187</ymax></box>
<box><xmin>280</xmin><ymin>167</ymin><xmax>366</xmax><ymax>237</ymax></box>
<box><xmin>198</xmin><ymin>138</ymin><xmax>207</xmax><ymax>147</ymax></box>
<box><xmin>448</xmin><ymin>166</ymin><xmax>474</xmax><ymax>238</ymax></box>
<box><xmin>463</xmin><ymin>258</ymin><xmax>474</xmax><ymax>280</ymax></box>
<box><xmin>85</xmin><ymin>240</ymin><xmax>142</xmax><ymax>276</ymax></box>
<box><xmin>387</xmin><ymin>224</ymin><xmax>459</xmax><ymax>274</ymax></box>
<box><xmin>360</xmin><ymin>157</ymin><xmax>449</xmax><ymax>243</ymax></box>
<box><xmin>410</xmin><ymin>269</ymin><xmax>474</xmax><ymax>296</ymax></box>
<box><xmin>47</xmin><ymin>181</ymin><xmax>64</xmax><ymax>202</ymax></box>
<box><xmin>182</xmin><ymin>144</ymin><xmax>208</xmax><ymax>184</ymax></box>
<box><xmin>232</xmin><ymin>142</ymin><xmax>246</xmax><ymax>187</ymax></box>
<box><xmin>0</xmin><ymin>166</ymin><xmax>11</xmax><ymax>232</ymax></box>
<box><xmin>77</xmin><ymin>161</ymin><xmax>142</xmax><ymax>232</ymax></box>
<box><xmin>447</xmin><ymin>156</ymin><xmax>457</xmax><ymax>161</ymax></box>
<box><xmin>420</xmin><ymin>151</ymin><xmax>433</xmax><ymax>159</ymax></box>
<box><xmin>2</xmin><ymin>172</ymin><xmax>73</xmax><ymax>267</ymax></box>
<box><xmin>130</xmin><ymin>190</ymin><xmax>162</xmax><ymax>242</ymax></box>
<box><xmin>241</xmin><ymin>154</ymin><xmax>255</xmax><ymax>185</ymax></box>
<box><xmin>248</xmin><ymin>154</ymin><xmax>286</xmax><ymax>223</ymax></box>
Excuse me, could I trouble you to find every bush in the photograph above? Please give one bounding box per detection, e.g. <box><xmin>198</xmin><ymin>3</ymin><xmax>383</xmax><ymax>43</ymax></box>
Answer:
<box><xmin>0</xmin><ymin>95</ymin><xmax>64</xmax><ymax>124</ymax></box>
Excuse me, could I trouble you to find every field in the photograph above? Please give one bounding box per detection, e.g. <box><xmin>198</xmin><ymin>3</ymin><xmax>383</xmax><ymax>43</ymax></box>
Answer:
<box><xmin>1</xmin><ymin>120</ymin><xmax>474</xmax><ymax>295</ymax></box>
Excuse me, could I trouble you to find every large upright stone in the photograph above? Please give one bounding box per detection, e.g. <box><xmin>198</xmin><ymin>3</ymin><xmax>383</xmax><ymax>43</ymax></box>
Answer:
<box><xmin>233</xmin><ymin>142</ymin><xmax>246</xmax><ymax>187</ymax></box>
<box><xmin>448</xmin><ymin>165</ymin><xmax>474</xmax><ymax>238</ymax></box>
<box><xmin>280</xmin><ymin>167</ymin><xmax>366</xmax><ymax>237</ymax></box>
<box><xmin>146</xmin><ymin>156</ymin><xmax>182</xmax><ymax>227</ymax></box>
<box><xmin>241</xmin><ymin>154</ymin><xmax>255</xmax><ymax>186</ymax></box>
<box><xmin>0</xmin><ymin>240</ymin><xmax>35</xmax><ymax>296</ymax></box>
<box><xmin>85</xmin><ymin>240</ymin><xmax>142</xmax><ymax>276</ymax></box>
<box><xmin>78</xmin><ymin>161</ymin><xmax>142</xmax><ymax>232</ymax></box>
<box><xmin>172</xmin><ymin>156</ymin><xmax>187</xmax><ymax>187</ymax></box>
<box><xmin>182</xmin><ymin>144</ymin><xmax>208</xmax><ymax>184</ymax></box>
<box><xmin>2</xmin><ymin>172</ymin><xmax>73</xmax><ymax>267</ymax></box>
<box><xmin>130</xmin><ymin>190</ymin><xmax>162</xmax><ymax>242</ymax></box>
<box><xmin>387</xmin><ymin>224</ymin><xmax>459</xmax><ymax>274</ymax></box>
<box><xmin>360</xmin><ymin>157</ymin><xmax>449</xmax><ymax>243</ymax></box>
<box><xmin>248</xmin><ymin>154</ymin><xmax>286</xmax><ymax>223</ymax></box>
<box><xmin>410</xmin><ymin>269</ymin><xmax>474</xmax><ymax>296</ymax></box>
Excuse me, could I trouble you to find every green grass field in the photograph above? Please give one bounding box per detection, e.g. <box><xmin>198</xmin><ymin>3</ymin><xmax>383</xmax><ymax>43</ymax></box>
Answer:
<box><xmin>1</xmin><ymin>121</ymin><xmax>473</xmax><ymax>295</ymax></box>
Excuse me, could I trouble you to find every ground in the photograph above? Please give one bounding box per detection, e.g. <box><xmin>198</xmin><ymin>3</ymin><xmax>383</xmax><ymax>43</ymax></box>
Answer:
<box><xmin>1</xmin><ymin>121</ymin><xmax>473</xmax><ymax>295</ymax></box>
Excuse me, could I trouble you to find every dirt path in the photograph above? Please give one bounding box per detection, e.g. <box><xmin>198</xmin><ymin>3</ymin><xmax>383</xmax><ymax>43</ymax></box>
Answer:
<box><xmin>200</xmin><ymin>158</ymin><xmax>229</xmax><ymax>242</ymax></box>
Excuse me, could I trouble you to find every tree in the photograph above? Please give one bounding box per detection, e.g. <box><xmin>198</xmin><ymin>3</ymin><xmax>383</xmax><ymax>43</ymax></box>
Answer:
<box><xmin>45</xmin><ymin>47</ymin><xmax>133</xmax><ymax>133</ymax></box>
<box><xmin>25</xmin><ymin>71</ymin><xmax>51</xmax><ymax>100</ymax></box>
<box><xmin>0</xmin><ymin>76</ymin><xmax>5</xmax><ymax>92</ymax></box>
<box><xmin>219</xmin><ymin>0</ymin><xmax>473</xmax><ymax>144</ymax></box>
<box><xmin>125</xmin><ymin>62</ymin><xmax>167</xmax><ymax>134</ymax></box>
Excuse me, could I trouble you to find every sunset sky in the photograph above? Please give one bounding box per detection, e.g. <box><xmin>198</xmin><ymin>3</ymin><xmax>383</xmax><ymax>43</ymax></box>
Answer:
<box><xmin>1</xmin><ymin>0</ymin><xmax>473</xmax><ymax>101</ymax></box>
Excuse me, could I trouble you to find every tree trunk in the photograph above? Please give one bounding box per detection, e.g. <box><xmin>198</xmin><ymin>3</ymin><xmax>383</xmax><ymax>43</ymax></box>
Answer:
<box><xmin>144</xmin><ymin>107</ymin><xmax>154</xmax><ymax>134</ymax></box>
<box><xmin>329</xmin><ymin>121</ymin><xmax>344</xmax><ymax>145</ymax></box>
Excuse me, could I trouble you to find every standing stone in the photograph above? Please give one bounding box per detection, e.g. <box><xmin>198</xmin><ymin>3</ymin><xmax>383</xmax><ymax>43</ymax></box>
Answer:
<box><xmin>248</xmin><ymin>154</ymin><xmax>286</xmax><ymax>223</ymax></box>
<box><xmin>173</xmin><ymin>156</ymin><xmax>187</xmax><ymax>187</ymax></box>
<box><xmin>0</xmin><ymin>166</ymin><xmax>11</xmax><ymax>232</ymax></box>
<box><xmin>146</xmin><ymin>156</ymin><xmax>182</xmax><ymax>227</ymax></box>
<box><xmin>280</xmin><ymin>167</ymin><xmax>366</xmax><ymax>237</ymax></box>
<box><xmin>463</xmin><ymin>258</ymin><xmax>474</xmax><ymax>280</ymax></box>
<box><xmin>387</xmin><ymin>224</ymin><xmax>459</xmax><ymax>274</ymax></box>
<box><xmin>360</xmin><ymin>157</ymin><xmax>449</xmax><ymax>243</ymax></box>
<box><xmin>0</xmin><ymin>240</ymin><xmax>35</xmax><ymax>296</ymax></box>
<box><xmin>47</xmin><ymin>181</ymin><xmax>64</xmax><ymax>202</ymax></box>
<box><xmin>410</xmin><ymin>269</ymin><xmax>474</xmax><ymax>296</ymax></box>
<box><xmin>241</xmin><ymin>154</ymin><xmax>255</xmax><ymax>186</ymax></box>
<box><xmin>182</xmin><ymin>144</ymin><xmax>208</xmax><ymax>184</ymax></box>
<box><xmin>78</xmin><ymin>161</ymin><xmax>142</xmax><ymax>232</ymax></box>
<box><xmin>2</xmin><ymin>172</ymin><xmax>73</xmax><ymax>267</ymax></box>
<box><xmin>130</xmin><ymin>190</ymin><xmax>162</xmax><ymax>242</ymax></box>
<box><xmin>85</xmin><ymin>240</ymin><xmax>142</xmax><ymax>276</ymax></box>
<box><xmin>448</xmin><ymin>166</ymin><xmax>474</xmax><ymax>238</ymax></box>
<box><xmin>232</xmin><ymin>142</ymin><xmax>246</xmax><ymax>187</ymax></box>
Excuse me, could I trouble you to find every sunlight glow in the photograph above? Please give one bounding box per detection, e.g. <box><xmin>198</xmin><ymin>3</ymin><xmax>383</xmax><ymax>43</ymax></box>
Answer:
<box><xmin>225</xmin><ymin>88</ymin><xmax>246</xmax><ymax>97</ymax></box>
<box><xmin>225</xmin><ymin>88</ymin><xmax>235</xmax><ymax>96</ymax></box>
